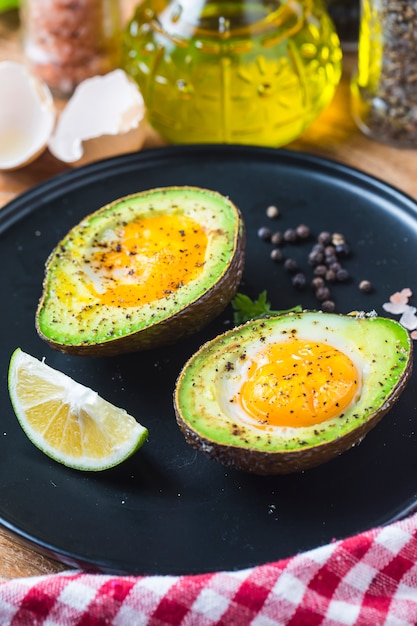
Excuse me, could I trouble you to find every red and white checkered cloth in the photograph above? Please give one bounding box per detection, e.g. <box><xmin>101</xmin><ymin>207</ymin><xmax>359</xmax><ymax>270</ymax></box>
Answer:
<box><xmin>2</xmin><ymin>512</ymin><xmax>417</xmax><ymax>625</ymax></box>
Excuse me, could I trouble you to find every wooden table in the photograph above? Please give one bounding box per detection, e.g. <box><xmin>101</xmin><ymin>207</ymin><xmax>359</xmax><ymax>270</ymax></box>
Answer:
<box><xmin>1</xmin><ymin>7</ymin><xmax>417</xmax><ymax>580</ymax></box>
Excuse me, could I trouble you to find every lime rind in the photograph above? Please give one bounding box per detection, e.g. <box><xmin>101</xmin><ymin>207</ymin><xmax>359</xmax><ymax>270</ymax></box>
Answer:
<box><xmin>8</xmin><ymin>348</ymin><xmax>148</xmax><ymax>471</ymax></box>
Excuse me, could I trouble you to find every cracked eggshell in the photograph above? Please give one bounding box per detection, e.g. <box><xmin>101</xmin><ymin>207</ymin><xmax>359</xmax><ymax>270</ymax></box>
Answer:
<box><xmin>48</xmin><ymin>70</ymin><xmax>146</xmax><ymax>167</ymax></box>
<box><xmin>0</xmin><ymin>61</ymin><xmax>55</xmax><ymax>171</ymax></box>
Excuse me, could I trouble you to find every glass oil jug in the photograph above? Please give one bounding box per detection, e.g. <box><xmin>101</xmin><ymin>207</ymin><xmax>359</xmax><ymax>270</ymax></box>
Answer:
<box><xmin>122</xmin><ymin>0</ymin><xmax>343</xmax><ymax>146</ymax></box>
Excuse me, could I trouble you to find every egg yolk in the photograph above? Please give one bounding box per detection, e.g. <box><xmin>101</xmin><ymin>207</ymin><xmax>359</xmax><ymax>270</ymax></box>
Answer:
<box><xmin>88</xmin><ymin>213</ymin><xmax>208</xmax><ymax>307</ymax></box>
<box><xmin>239</xmin><ymin>339</ymin><xmax>360</xmax><ymax>428</ymax></box>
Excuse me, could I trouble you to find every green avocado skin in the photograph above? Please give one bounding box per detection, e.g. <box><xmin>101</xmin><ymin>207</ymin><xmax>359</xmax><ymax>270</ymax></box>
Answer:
<box><xmin>36</xmin><ymin>186</ymin><xmax>245</xmax><ymax>356</ymax></box>
<box><xmin>174</xmin><ymin>312</ymin><xmax>413</xmax><ymax>475</ymax></box>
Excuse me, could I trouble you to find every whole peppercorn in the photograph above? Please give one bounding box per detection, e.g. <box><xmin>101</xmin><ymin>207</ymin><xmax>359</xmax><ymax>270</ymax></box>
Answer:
<box><xmin>258</xmin><ymin>226</ymin><xmax>272</xmax><ymax>241</ymax></box>
<box><xmin>315</xmin><ymin>286</ymin><xmax>332</xmax><ymax>301</ymax></box>
<box><xmin>336</xmin><ymin>268</ymin><xmax>350</xmax><ymax>282</ymax></box>
<box><xmin>335</xmin><ymin>242</ymin><xmax>350</xmax><ymax>257</ymax></box>
<box><xmin>311</xmin><ymin>276</ymin><xmax>325</xmax><ymax>290</ymax></box>
<box><xmin>359</xmin><ymin>280</ymin><xmax>373</xmax><ymax>293</ymax></box>
<box><xmin>314</xmin><ymin>264</ymin><xmax>327</xmax><ymax>277</ymax></box>
<box><xmin>318</xmin><ymin>231</ymin><xmax>332</xmax><ymax>245</ymax></box>
<box><xmin>321</xmin><ymin>300</ymin><xmax>336</xmax><ymax>312</ymax></box>
<box><xmin>325</xmin><ymin>254</ymin><xmax>338</xmax><ymax>267</ymax></box>
<box><xmin>270</xmin><ymin>248</ymin><xmax>283</xmax><ymax>262</ymax></box>
<box><xmin>308</xmin><ymin>249</ymin><xmax>324</xmax><ymax>266</ymax></box>
<box><xmin>284</xmin><ymin>228</ymin><xmax>298</xmax><ymax>243</ymax></box>
<box><xmin>292</xmin><ymin>272</ymin><xmax>307</xmax><ymax>289</ymax></box>
<box><xmin>325</xmin><ymin>269</ymin><xmax>337</xmax><ymax>282</ymax></box>
<box><xmin>324</xmin><ymin>245</ymin><xmax>336</xmax><ymax>257</ymax></box>
<box><xmin>266</xmin><ymin>205</ymin><xmax>280</xmax><ymax>219</ymax></box>
<box><xmin>284</xmin><ymin>258</ymin><xmax>299</xmax><ymax>274</ymax></box>
<box><xmin>260</xmin><ymin>215</ymin><xmax>358</xmax><ymax>310</ymax></box>
<box><xmin>332</xmin><ymin>232</ymin><xmax>345</xmax><ymax>245</ymax></box>
<box><xmin>296</xmin><ymin>224</ymin><xmax>311</xmax><ymax>239</ymax></box>
<box><xmin>311</xmin><ymin>243</ymin><xmax>325</xmax><ymax>253</ymax></box>
<box><xmin>271</xmin><ymin>231</ymin><xmax>284</xmax><ymax>246</ymax></box>
<box><xmin>329</xmin><ymin>261</ymin><xmax>341</xmax><ymax>273</ymax></box>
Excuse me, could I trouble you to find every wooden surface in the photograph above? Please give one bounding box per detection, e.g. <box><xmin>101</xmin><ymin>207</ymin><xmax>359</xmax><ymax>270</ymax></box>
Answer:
<box><xmin>1</xmin><ymin>7</ymin><xmax>417</xmax><ymax>580</ymax></box>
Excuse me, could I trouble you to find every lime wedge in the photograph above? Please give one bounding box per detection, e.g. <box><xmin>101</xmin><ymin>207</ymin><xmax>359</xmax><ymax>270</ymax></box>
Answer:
<box><xmin>8</xmin><ymin>348</ymin><xmax>148</xmax><ymax>471</ymax></box>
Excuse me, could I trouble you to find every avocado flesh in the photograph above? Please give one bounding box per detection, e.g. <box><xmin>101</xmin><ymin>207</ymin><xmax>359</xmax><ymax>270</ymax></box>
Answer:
<box><xmin>174</xmin><ymin>311</ymin><xmax>413</xmax><ymax>475</ymax></box>
<box><xmin>36</xmin><ymin>186</ymin><xmax>245</xmax><ymax>356</ymax></box>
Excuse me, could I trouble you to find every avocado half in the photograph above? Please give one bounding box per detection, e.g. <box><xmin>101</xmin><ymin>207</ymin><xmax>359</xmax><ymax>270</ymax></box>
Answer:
<box><xmin>36</xmin><ymin>186</ymin><xmax>245</xmax><ymax>356</ymax></box>
<box><xmin>174</xmin><ymin>311</ymin><xmax>413</xmax><ymax>475</ymax></box>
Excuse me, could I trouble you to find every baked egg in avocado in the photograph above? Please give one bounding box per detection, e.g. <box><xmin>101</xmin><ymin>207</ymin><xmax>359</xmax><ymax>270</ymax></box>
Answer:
<box><xmin>36</xmin><ymin>186</ymin><xmax>245</xmax><ymax>356</ymax></box>
<box><xmin>174</xmin><ymin>311</ymin><xmax>413</xmax><ymax>475</ymax></box>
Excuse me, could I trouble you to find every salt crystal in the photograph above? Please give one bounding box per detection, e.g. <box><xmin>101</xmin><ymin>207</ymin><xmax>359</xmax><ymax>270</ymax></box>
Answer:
<box><xmin>382</xmin><ymin>302</ymin><xmax>409</xmax><ymax>314</ymax></box>
<box><xmin>390</xmin><ymin>288</ymin><xmax>412</xmax><ymax>304</ymax></box>
<box><xmin>399</xmin><ymin>306</ymin><xmax>417</xmax><ymax>330</ymax></box>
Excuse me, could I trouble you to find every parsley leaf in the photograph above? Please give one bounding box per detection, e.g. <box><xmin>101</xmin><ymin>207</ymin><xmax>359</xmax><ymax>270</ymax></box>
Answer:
<box><xmin>231</xmin><ymin>291</ymin><xmax>302</xmax><ymax>325</ymax></box>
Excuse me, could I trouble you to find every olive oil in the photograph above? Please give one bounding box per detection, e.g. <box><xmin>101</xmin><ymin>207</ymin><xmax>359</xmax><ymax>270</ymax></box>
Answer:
<box><xmin>122</xmin><ymin>0</ymin><xmax>342</xmax><ymax>146</ymax></box>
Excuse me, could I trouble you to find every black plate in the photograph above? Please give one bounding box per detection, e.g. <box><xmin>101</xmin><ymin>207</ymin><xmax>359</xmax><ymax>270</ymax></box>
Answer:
<box><xmin>1</xmin><ymin>145</ymin><xmax>417</xmax><ymax>575</ymax></box>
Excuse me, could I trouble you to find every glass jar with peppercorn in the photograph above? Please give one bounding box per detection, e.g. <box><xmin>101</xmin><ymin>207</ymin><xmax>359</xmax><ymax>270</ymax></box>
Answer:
<box><xmin>350</xmin><ymin>0</ymin><xmax>417</xmax><ymax>147</ymax></box>
<box><xmin>20</xmin><ymin>0</ymin><xmax>121</xmax><ymax>97</ymax></box>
